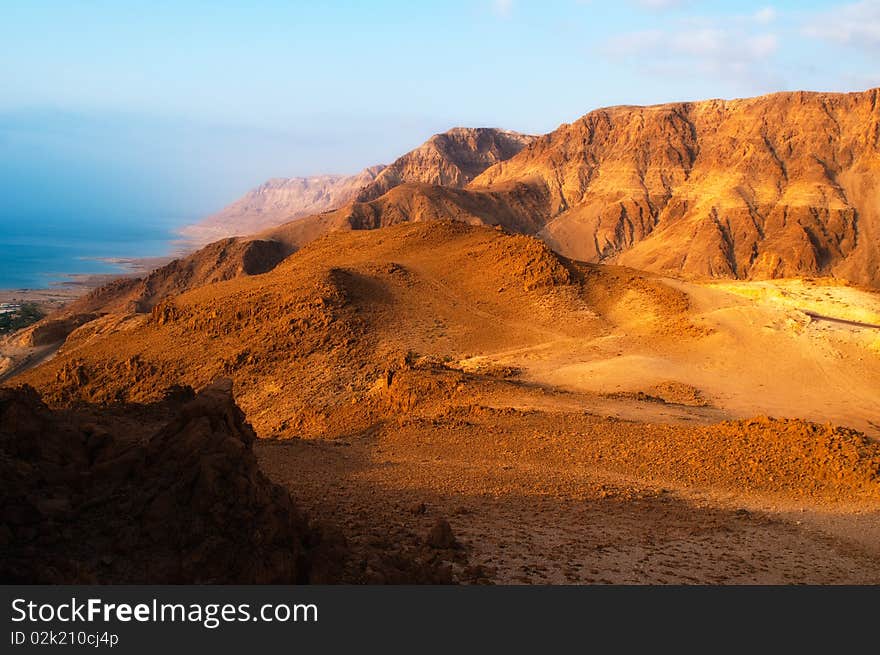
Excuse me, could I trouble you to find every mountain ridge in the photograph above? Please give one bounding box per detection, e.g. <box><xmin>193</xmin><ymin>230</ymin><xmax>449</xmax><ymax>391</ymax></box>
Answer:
<box><xmin>470</xmin><ymin>87</ymin><xmax>880</xmax><ymax>286</ymax></box>
<box><xmin>8</xmin><ymin>87</ymin><xmax>879</xmax><ymax>367</ymax></box>
<box><xmin>177</xmin><ymin>167</ymin><xmax>385</xmax><ymax>246</ymax></box>
<box><xmin>254</xmin><ymin>87</ymin><xmax>880</xmax><ymax>288</ymax></box>
<box><xmin>178</xmin><ymin>127</ymin><xmax>536</xmax><ymax>246</ymax></box>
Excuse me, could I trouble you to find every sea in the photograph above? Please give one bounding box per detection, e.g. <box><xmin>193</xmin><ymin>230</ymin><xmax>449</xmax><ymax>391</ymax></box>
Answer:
<box><xmin>0</xmin><ymin>217</ymin><xmax>183</xmax><ymax>290</ymax></box>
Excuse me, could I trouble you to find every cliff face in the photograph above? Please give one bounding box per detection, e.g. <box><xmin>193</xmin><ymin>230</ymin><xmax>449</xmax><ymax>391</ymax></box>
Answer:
<box><xmin>354</xmin><ymin>128</ymin><xmax>537</xmax><ymax>202</ymax></box>
<box><xmin>180</xmin><ymin>128</ymin><xmax>535</xmax><ymax>247</ymax></box>
<box><xmin>471</xmin><ymin>89</ymin><xmax>880</xmax><ymax>286</ymax></box>
<box><xmin>260</xmin><ymin>181</ymin><xmax>551</xmax><ymax>251</ymax></box>
<box><xmin>0</xmin><ymin>380</ymin><xmax>323</xmax><ymax>583</ymax></box>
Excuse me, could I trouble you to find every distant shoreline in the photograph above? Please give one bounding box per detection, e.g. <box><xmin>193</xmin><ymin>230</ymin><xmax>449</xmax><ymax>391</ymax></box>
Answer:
<box><xmin>0</xmin><ymin>254</ymin><xmax>175</xmax><ymax>313</ymax></box>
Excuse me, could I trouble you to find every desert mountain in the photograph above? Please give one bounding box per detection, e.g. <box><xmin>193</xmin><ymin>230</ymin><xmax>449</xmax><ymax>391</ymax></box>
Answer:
<box><xmin>16</xmin><ymin>221</ymin><xmax>880</xmax><ymax>441</ymax></box>
<box><xmin>177</xmin><ymin>167</ymin><xmax>385</xmax><ymax>246</ymax></box>
<box><xmin>471</xmin><ymin>88</ymin><xmax>880</xmax><ymax>286</ymax></box>
<box><xmin>179</xmin><ymin>127</ymin><xmax>536</xmax><ymax>246</ymax></box>
<box><xmin>259</xmin><ymin>181</ymin><xmax>549</xmax><ymax>251</ymax></box>
<box><xmin>256</xmin><ymin>89</ymin><xmax>880</xmax><ymax>288</ymax></box>
<box><xmin>6</xmin><ymin>91</ymin><xmax>880</xmax><ymax>585</ymax></box>
<box><xmin>354</xmin><ymin>127</ymin><xmax>537</xmax><ymax>202</ymax></box>
<box><xmin>18</xmin><ymin>222</ymin><xmax>585</xmax><ymax>434</ymax></box>
<box><xmin>10</xmin><ymin>89</ymin><xmax>879</xmax><ymax>365</ymax></box>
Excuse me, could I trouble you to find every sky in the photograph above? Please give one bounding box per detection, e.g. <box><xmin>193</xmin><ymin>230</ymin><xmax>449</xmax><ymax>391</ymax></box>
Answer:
<box><xmin>2</xmin><ymin>0</ymin><xmax>879</xmax><ymax>227</ymax></box>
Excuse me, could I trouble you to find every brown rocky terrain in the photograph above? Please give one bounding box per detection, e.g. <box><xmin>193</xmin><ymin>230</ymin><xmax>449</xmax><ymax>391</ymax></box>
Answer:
<box><xmin>0</xmin><ymin>379</ymin><xmax>322</xmax><ymax>583</ymax></box>
<box><xmin>0</xmin><ymin>237</ymin><xmax>288</xmax><ymax>377</ymax></box>
<box><xmin>473</xmin><ymin>88</ymin><xmax>880</xmax><ymax>286</ymax></box>
<box><xmin>7</xmin><ymin>221</ymin><xmax>880</xmax><ymax>583</ymax></box>
<box><xmin>67</xmin><ymin>237</ymin><xmax>288</xmax><ymax>315</ymax></box>
<box><xmin>260</xmin><ymin>181</ymin><xmax>550</xmax><ymax>251</ymax></box>
<box><xmin>354</xmin><ymin>128</ymin><xmax>537</xmax><ymax>202</ymax></box>
<box><xmin>5</xmin><ymin>89</ymin><xmax>880</xmax><ymax>584</ymax></box>
<box><xmin>0</xmin><ymin>379</ymin><xmax>466</xmax><ymax>583</ymax></box>
<box><xmin>17</xmin><ymin>88</ymin><xmax>876</xmax><ymax>368</ymax></box>
<box><xmin>253</xmin><ymin>89</ymin><xmax>880</xmax><ymax>289</ymax></box>
<box><xmin>179</xmin><ymin>127</ymin><xmax>535</xmax><ymax>246</ymax></box>
<box><xmin>178</xmin><ymin>168</ymin><xmax>385</xmax><ymax>247</ymax></box>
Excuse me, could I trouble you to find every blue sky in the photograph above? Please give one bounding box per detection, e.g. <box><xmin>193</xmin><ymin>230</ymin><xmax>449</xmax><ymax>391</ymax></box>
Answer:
<box><xmin>2</xmin><ymin>0</ymin><xmax>879</xmax><ymax>225</ymax></box>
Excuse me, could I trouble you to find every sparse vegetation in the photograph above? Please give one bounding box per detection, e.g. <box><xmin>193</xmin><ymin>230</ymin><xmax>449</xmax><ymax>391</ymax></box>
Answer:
<box><xmin>0</xmin><ymin>302</ymin><xmax>44</xmax><ymax>334</ymax></box>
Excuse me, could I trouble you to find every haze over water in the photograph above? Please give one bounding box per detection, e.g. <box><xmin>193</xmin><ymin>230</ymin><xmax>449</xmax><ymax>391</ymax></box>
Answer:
<box><xmin>0</xmin><ymin>216</ymin><xmax>179</xmax><ymax>290</ymax></box>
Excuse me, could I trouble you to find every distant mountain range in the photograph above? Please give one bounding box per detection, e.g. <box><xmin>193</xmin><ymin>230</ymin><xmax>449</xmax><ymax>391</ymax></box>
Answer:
<box><xmin>31</xmin><ymin>87</ymin><xmax>880</xmax><ymax>337</ymax></box>
<box><xmin>474</xmin><ymin>89</ymin><xmax>880</xmax><ymax>287</ymax></box>
<box><xmin>254</xmin><ymin>88</ymin><xmax>880</xmax><ymax>289</ymax></box>
<box><xmin>179</xmin><ymin>127</ymin><xmax>536</xmax><ymax>246</ymax></box>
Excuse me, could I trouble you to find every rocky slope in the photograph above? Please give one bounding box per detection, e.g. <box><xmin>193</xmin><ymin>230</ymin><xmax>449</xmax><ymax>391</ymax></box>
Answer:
<box><xmin>17</xmin><ymin>222</ymin><xmax>587</xmax><ymax>436</ymax></box>
<box><xmin>71</xmin><ymin>237</ymin><xmax>288</xmax><ymax>315</ymax></box>
<box><xmin>472</xmin><ymin>88</ymin><xmax>880</xmax><ymax>286</ymax></box>
<box><xmin>69</xmin><ymin>128</ymin><xmax>538</xmax><ymax>327</ymax></box>
<box><xmin>7</xmin><ymin>221</ymin><xmax>880</xmax><ymax>583</ymax></box>
<box><xmin>7</xmin><ymin>89</ymin><xmax>880</xmax><ymax>389</ymax></box>
<box><xmin>249</xmin><ymin>89</ymin><xmax>880</xmax><ymax>288</ymax></box>
<box><xmin>3</xmin><ymin>237</ymin><xmax>288</xmax><ymax>357</ymax></box>
<box><xmin>260</xmin><ymin>182</ymin><xmax>550</xmax><ymax>251</ymax></box>
<box><xmin>354</xmin><ymin>128</ymin><xmax>537</xmax><ymax>202</ymax></box>
<box><xmin>0</xmin><ymin>378</ymin><xmax>464</xmax><ymax>583</ymax></box>
<box><xmin>178</xmin><ymin>168</ymin><xmax>385</xmax><ymax>246</ymax></box>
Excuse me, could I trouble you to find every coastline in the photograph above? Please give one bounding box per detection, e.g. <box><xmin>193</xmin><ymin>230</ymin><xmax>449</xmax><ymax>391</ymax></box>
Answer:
<box><xmin>0</xmin><ymin>255</ymin><xmax>175</xmax><ymax>313</ymax></box>
<box><xmin>0</xmin><ymin>254</ymin><xmax>176</xmax><ymax>383</ymax></box>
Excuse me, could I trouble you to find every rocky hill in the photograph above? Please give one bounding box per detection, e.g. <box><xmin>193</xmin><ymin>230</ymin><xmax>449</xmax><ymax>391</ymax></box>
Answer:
<box><xmin>5</xmin><ymin>237</ymin><xmax>288</xmax><ymax>353</ymax></box>
<box><xmin>179</xmin><ymin>128</ymin><xmax>535</xmax><ymax>246</ymax></box>
<box><xmin>17</xmin><ymin>222</ymin><xmax>587</xmax><ymax>436</ymax></box>
<box><xmin>471</xmin><ymin>88</ymin><xmax>880</xmax><ymax>286</ymax></box>
<box><xmin>6</xmin><ymin>89</ymin><xmax>880</xmax><ymax>585</ymax></box>
<box><xmin>7</xmin><ymin>220</ymin><xmax>880</xmax><ymax>583</ymax></box>
<box><xmin>248</xmin><ymin>89</ymin><xmax>880</xmax><ymax>288</ymax></box>
<box><xmin>10</xmin><ymin>89</ymin><xmax>880</xmax><ymax>373</ymax></box>
<box><xmin>354</xmin><ymin>128</ymin><xmax>537</xmax><ymax>202</ymax></box>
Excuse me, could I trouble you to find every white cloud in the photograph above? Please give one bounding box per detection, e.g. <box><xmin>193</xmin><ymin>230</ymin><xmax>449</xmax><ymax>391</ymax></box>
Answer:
<box><xmin>492</xmin><ymin>0</ymin><xmax>514</xmax><ymax>18</ymax></box>
<box><xmin>605</xmin><ymin>21</ymin><xmax>782</xmax><ymax>92</ymax></box>
<box><xmin>753</xmin><ymin>6</ymin><xmax>777</xmax><ymax>25</ymax></box>
<box><xmin>803</xmin><ymin>0</ymin><xmax>880</xmax><ymax>50</ymax></box>
<box><xmin>748</xmin><ymin>33</ymin><xmax>779</xmax><ymax>57</ymax></box>
<box><xmin>633</xmin><ymin>0</ymin><xmax>686</xmax><ymax>9</ymax></box>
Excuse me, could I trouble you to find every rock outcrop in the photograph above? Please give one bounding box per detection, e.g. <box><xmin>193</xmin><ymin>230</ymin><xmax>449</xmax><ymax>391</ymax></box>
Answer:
<box><xmin>0</xmin><ymin>376</ymin><xmax>469</xmax><ymax>584</ymax></box>
<box><xmin>354</xmin><ymin>128</ymin><xmax>537</xmax><ymax>202</ymax></box>
<box><xmin>0</xmin><ymin>379</ymin><xmax>339</xmax><ymax>583</ymax></box>
<box><xmin>471</xmin><ymin>88</ymin><xmax>880</xmax><ymax>287</ymax></box>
